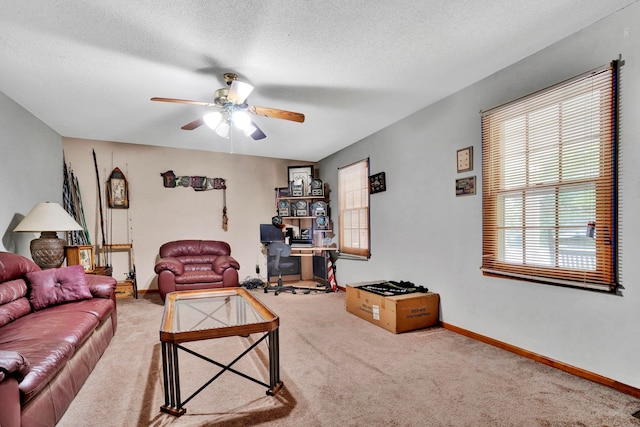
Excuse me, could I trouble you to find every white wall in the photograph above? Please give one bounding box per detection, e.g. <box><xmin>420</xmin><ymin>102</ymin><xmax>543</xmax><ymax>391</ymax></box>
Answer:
<box><xmin>62</xmin><ymin>137</ymin><xmax>309</xmax><ymax>292</ymax></box>
<box><xmin>319</xmin><ymin>4</ymin><xmax>640</xmax><ymax>388</ymax></box>
<box><xmin>0</xmin><ymin>92</ymin><xmax>63</xmax><ymax>256</ymax></box>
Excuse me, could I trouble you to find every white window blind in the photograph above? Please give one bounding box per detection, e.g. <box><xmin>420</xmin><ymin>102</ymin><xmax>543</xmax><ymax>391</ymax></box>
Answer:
<box><xmin>481</xmin><ymin>61</ymin><xmax>620</xmax><ymax>292</ymax></box>
<box><xmin>338</xmin><ymin>159</ymin><xmax>370</xmax><ymax>258</ymax></box>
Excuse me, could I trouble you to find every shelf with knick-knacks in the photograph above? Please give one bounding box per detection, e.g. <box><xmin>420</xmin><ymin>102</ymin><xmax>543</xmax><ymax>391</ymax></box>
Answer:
<box><xmin>273</xmin><ymin>182</ymin><xmax>335</xmax><ymax>285</ymax></box>
<box><xmin>275</xmin><ymin>186</ymin><xmax>331</xmax><ymax>238</ymax></box>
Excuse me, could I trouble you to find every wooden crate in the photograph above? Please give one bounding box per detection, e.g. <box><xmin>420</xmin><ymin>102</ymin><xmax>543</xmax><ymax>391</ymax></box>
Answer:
<box><xmin>115</xmin><ymin>280</ymin><xmax>135</xmax><ymax>299</ymax></box>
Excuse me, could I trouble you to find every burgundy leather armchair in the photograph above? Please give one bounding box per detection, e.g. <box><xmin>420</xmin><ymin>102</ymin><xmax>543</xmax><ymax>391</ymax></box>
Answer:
<box><xmin>154</xmin><ymin>240</ymin><xmax>240</xmax><ymax>301</ymax></box>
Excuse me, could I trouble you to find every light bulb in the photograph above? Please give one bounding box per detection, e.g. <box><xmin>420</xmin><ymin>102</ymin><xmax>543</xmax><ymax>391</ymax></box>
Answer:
<box><xmin>203</xmin><ymin>112</ymin><xmax>222</xmax><ymax>129</ymax></box>
<box><xmin>215</xmin><ymin>121</ymin><xmax>230</xmax><ymax>138</ymax></box>
<box><xmin>232</xmin><ymin>110</ymin><xmax>252</xmax><ymax>131</ymax></box>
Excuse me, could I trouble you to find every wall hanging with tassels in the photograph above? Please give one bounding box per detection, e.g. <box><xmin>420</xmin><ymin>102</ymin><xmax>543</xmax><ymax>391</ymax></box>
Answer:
<box><xmin>160</xmin><ymin>170</ymin><xmax>228</xmax><ymax>231</ymax></box>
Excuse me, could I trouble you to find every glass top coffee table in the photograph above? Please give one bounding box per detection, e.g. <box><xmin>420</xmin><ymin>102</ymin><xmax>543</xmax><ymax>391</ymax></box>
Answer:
<box><xmin>159</xmin><ymin>288</ymin><xmax>283</xmax><ymax>416</ymax></box>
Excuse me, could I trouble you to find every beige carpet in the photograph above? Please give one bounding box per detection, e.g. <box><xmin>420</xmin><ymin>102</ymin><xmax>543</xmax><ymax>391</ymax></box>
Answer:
<box><xmin>58</xmin><ymin>287</ymin><xmax>640</xmax><ymax>427</ymax></box>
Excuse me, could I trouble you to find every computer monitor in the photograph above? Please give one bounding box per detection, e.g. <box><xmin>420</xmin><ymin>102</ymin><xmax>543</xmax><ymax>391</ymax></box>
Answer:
<box><xmin>260</xmin><ymin>224</ymin><xmax>284</xmax><ymax>244</ymax></box>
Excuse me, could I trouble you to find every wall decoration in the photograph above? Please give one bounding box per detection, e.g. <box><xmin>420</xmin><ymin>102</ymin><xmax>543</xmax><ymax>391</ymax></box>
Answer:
<box><xmin>65</xmin><ymin>245</ymin><xmax>94</xmax><ymax>272</ymax></box>
<box><xmin>456</xmin><ymin>176</ymin><xmax>476</xmax><ymax>196</ymax></box>
<box><xmin>288</xmin><ymin>165</ymin><xmax>314</xmax><ymax>196</ymax></box>
<box><xmin>159</xmin><ymin>170</ymin><xmax>228</xmax><ymax>230</ymax></box>
<box><xmin>107</xmin><ymin>167</ymin><xmax>129</xmax><ymax>209</ymax></box>
<box><xmin>456</xmin><ymin>146</ymin><xmax>473</xmax><ymax>173</ymax></box>
<box><xmin>369</xmin><ymin>172</ymin><xmax>386</xmax><ymax>194</ymax></box>
<box><xmin>160</xmin><ymin>170</ymin><xmax>226</xmax><ymax>191</ymax></box>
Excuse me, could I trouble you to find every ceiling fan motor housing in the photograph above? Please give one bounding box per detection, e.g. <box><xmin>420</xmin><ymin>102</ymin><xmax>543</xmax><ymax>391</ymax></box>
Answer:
<box><xmin>214</xmin><ymin>88</ymin><xmax>229</xmax><ymax>106</ymax></box>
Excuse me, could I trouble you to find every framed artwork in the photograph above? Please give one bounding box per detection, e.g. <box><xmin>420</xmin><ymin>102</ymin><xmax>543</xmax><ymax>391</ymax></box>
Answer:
<box><xmin>288</xmin><ymin>165</ymin><xmax>314</xmax><ymax>196</ymax></box>
<box><xmin>107</xmin><ymin>167</ymin><xmax>129</xmax><ymax>208</ymax></box>
<box><xmin>369</xmin><ymin>172</ymin><xmax>386</xmax><ymax>194</ymax></box>
<box><xmin>456</xmin><ymin>176</ymin><xmax>476</xmax><ymax>196</ymax></box>
<box><xmin>66</xmin><ymin>245</ymin><xmax>94</xmax><ymax>272</ymax></box>
<box><xmin>456</xmin><ymin>146</ymin><xmax>473</xmax><ymax>173</ymax></box>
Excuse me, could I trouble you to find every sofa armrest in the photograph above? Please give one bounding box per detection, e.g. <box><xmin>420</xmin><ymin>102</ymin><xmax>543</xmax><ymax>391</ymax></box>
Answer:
<box><xmin>85</xmin><ymin>274</ymin><xmax>117</xmax><ymax>299</ymax></box>
<box><xmin>0</xmin><ymin>350</ymin><xmax>30</xmax><ymax>382</ymax></box>
<box><xmin>0</xmin><ymin>352</ymin><xmax>27</xmax><ymax>427</ymax></box>
<box><xmin>154</xmin><ymin>257</ymin><xmax>184</xmax><ymax>276</ymax></box>
<box><xmin>212</xmin><ymin>255</ymin><xmax>240</xmax><ymax>274</ymax></box>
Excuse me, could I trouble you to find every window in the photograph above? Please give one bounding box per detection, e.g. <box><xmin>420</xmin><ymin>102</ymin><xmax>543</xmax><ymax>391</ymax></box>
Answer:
<box><xmin>338</xmin><ymin>158</ymin><xmax>370</xmax><ymax>258</ymax></box>
<box><xmin>481</xmin><ymin>61</ymin><xmax>620</xmax><ymax>292</ymax></box>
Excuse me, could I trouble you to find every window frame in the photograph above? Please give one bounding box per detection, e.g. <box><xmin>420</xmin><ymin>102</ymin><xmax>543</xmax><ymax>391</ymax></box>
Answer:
<box><xmin>338</xmin><ymin>158</ymin><xmax>371</xmax><ymax>259</ymax></box>
<box><xmin>481</xmin><ymin>61</ymin><xmax>620</xmax><ymax>292</ymax></box>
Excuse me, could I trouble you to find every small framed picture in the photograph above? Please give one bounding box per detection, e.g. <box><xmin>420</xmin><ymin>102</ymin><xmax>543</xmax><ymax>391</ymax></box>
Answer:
<box><xmin>369</xmin><ymin>172</ymin><xmax>386</xmax><ymax>194</ymax></box>
<box><xmin>66</xmin><ymin>245</ymin><xmax>94</xmax><ymax>272</ymax></box>
<box><xmin>456</xmin><ymin>176</ymin><xmax>476</xmax><ymax>196</ymax></box>
<box><xmin>288</xmin><ymin>165</ymin><xmax>314</xmax><ymax>196</ymax></box>
<box><xmin>78</xmin><ymin>246</ymin><xmax>95</xmax><ymax>272</ymax></box>
<box><xmin>456</xmin><ymin>146</ymin><xmax>473</xmax><ymax>173</ymax></box>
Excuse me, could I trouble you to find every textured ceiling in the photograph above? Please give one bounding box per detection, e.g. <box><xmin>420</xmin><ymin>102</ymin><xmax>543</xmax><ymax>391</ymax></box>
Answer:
<box><xmin>0</xmin><ymin>1</ymin><xmax>636</xmax><ymax>161</ymax></box>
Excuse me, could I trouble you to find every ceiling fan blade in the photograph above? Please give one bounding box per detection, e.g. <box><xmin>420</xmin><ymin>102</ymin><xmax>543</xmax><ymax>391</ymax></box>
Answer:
<box><xmin>181</xmin><ymin>118</ymin><xmax>205</xmax><ymax>130</ymax></box>
<box><xmin>250</xmin><ymin>106</ymin><xmax>305</xmax><ymax>123</ymax></box>
<box><xmin>227</xmin><ymin>80</ymin><xmax>254</xmax><ymax>104</ymax></box>
<box><xmin>151</xmin><ymin>97</ymin><xmax>216</xmax><ymax>107</ymax></box>
<box><xmin>249</xmin><ymin>122</ymin><xmax>266</xmax><ymax>140</ymax></box>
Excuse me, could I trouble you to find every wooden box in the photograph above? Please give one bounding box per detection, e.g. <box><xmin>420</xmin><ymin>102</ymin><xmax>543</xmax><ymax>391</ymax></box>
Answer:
<box><xmin>115</xmin><ymin>280</ymin><xmax>135</xmax><ymax>298</ymax></box>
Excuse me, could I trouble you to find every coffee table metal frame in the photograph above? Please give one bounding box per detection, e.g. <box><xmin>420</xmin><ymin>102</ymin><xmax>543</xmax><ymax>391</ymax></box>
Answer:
<box><xmin>159</xmin><ymin>288</ymin><xmax>282</xmax><ymax>416</ymax></box>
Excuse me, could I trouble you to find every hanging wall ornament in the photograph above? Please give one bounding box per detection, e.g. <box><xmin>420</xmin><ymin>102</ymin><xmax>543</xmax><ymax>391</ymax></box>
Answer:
<box><xmin>159</xmin><ymin>171</ymin><xmax>228</xmax><ymax>231</ymax></box>
<box><xmin>107</xmin><ymin>167</ymin><xmax>129</xmax><ymax>209</ymax></box>
<box><xmin>160</xmin><ymin>170</ymin><xmax>177</xmax><ymax>188</ymax></box>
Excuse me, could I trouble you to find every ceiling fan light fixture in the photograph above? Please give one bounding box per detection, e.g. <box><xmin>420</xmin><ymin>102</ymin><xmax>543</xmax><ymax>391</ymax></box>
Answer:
<box><xmin>203</xmin><ymin>111</ymin><xmax>223</xmax><ymax>129</ymax></box>
<box><xmin>228</xmin><ymin>80</ymin><xmax>254</xmax><ymax>104</ymax></box>
<box><xmin>232</xmin><ymin>110</ymin><xmax>252</xmax><ymax>131</ymax></box>
<box><xmin>215</xmin><ymin>120</ymin><xmax>230</xmax><ymax>138</ymax></box>
<box><xmin>244</xmin><ymin>124</ymin><xmax>257</xmax><ymax>137</ymax></box>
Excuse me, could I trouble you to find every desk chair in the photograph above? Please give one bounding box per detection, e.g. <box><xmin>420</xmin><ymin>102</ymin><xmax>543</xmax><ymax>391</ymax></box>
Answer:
<box><xmin>264</xmin><ymin>242</ymin><xmax>297</xmax><ymax>295</ymax></box>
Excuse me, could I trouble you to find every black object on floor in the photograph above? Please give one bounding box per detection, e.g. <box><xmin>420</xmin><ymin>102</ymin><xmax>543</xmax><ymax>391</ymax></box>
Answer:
<box><xmin>359</xmin><ymin>280</ymin><xmax>428</xmax><ymax>296</ymax></box>
<box><xmin>242</xmin><ymin>278</ymin><xmax>265</xmax><ymax>289</ymax></box>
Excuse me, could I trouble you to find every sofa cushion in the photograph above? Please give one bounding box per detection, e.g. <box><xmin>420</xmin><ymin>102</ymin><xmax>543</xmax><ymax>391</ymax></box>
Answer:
<box><xmin>0</xmin><ymin>310</ymin><xmax>98</xmax><ymax>349</ymax></box>
<box><xmin>0</xmin><ymin>252</ymin><xmax>39</xmax><ymax>282</ymax></box>
<box><xmin>174</xmin><ymin>270</ymin><xmax>224</xmax><ymax>284</ymax></box>
<box><xmin>160</xmin><ymin>240</ymin><xmax>231</xmax><ymax>258</ymax></box>
<box><xmin>26</xmin><ymin>265</ymin><xmax>92</xmax><ymax>311</ymax></box>
<box><xmin>0</xmin><ymin>297</ymin><xmax>32</xmax><ymax>328</ymax></box>
<box><xmin>0</xmin><ymin>278</ymin><xmax>31</xmax><ymax>327</ymax></box>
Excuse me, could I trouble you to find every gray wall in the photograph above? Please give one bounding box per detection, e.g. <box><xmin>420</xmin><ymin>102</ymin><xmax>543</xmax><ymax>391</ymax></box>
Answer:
<box><xmin>319</xmin><ymin>4</ymin><xmax>640</xmax><ymax>388</ymax></box>
<box><xmin>0</xmin><ymin>92</ymin><xmax>63</xmax><ymax>255</ymax></box>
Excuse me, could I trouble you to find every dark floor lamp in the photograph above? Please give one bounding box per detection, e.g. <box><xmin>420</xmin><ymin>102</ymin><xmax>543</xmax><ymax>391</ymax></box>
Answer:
<box><xmin>13</xmin><ymin>202</ymin><xmax>83</xmax><ymax>269</ymax></box>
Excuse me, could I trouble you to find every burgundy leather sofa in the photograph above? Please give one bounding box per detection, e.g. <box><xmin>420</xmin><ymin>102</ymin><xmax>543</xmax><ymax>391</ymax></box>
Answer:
<box><xmin>154</xmin><ymin>240</ymin><xmax>240</xmax><ymax>302</ymax></box>
<box><xmin>0</xmin><ymin>251</ymin><xmax>117</xmax><ymax>427</ymax></box>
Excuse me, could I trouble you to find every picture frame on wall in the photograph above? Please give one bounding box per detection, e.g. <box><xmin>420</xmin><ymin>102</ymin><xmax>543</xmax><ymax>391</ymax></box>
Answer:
<box><xmin>456</xmin><ymin>146</ymin><xmax>473</xmax><ymax>173</ymax></box>
<box><xmin>456</xmin><ymin>176</ymin><xmax>476</xmax><ymax>196</ymax></box>
<box><xmin>288</xmin><ymin>165</ymin><xmax>314</xmax><ymax>196</ymax></box>
<box><xmin>369</xmin><ymin>172</ymin><xmax>386</xmax><ymax>194</ymax></box>
<box><xmin>65</xmin><ymin>245</ymin><xmax>95</xmax><ymax>273</ymax></box>
<box><xmin>107</xmin><ymin>167</ymin><xmax>129</xmax><ymax>209</ymax></box>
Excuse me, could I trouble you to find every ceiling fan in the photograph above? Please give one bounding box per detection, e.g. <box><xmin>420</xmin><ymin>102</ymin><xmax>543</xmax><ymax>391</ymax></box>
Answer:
<box><xmin>151</xmin><ymin>73</ymin><xmax>305</xmax><ymax>140</ymax></box>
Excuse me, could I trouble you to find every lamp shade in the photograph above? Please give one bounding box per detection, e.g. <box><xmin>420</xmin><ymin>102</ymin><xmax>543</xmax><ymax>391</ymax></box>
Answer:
<box><xmin>13</xmin><ymin>202</ymin><xmax>83</xmax><ymax>269</ymax></box>
<box><xmin>13</xmin><ymin>202</ymin><xmax>83</xmax><ymax>232</ymax></box>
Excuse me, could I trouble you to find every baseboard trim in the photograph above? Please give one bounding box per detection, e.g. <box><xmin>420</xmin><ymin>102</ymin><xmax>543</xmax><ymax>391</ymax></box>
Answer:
<box><xmin>441</xmin><ymin>321</ymin><xmax>640</xmax><ymax>399</ymax></box>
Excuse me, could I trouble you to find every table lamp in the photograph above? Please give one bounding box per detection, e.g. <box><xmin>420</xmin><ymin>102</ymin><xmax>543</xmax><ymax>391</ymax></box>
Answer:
<box><xmin>13</xmin><ymin>202</ymin><xmax>83</xmax><ymax>269</ymax></box>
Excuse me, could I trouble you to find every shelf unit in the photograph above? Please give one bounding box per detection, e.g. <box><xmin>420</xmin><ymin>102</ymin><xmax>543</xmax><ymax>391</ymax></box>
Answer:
<box><xmin>273</xmin><ymin>185</ymin><xmax>334</xmax><ymax>287</ymax></box>
<box><xmin>101</xmin><ymin>243</ymin><xmax>138</xmax><ymax>298</ymax></box>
